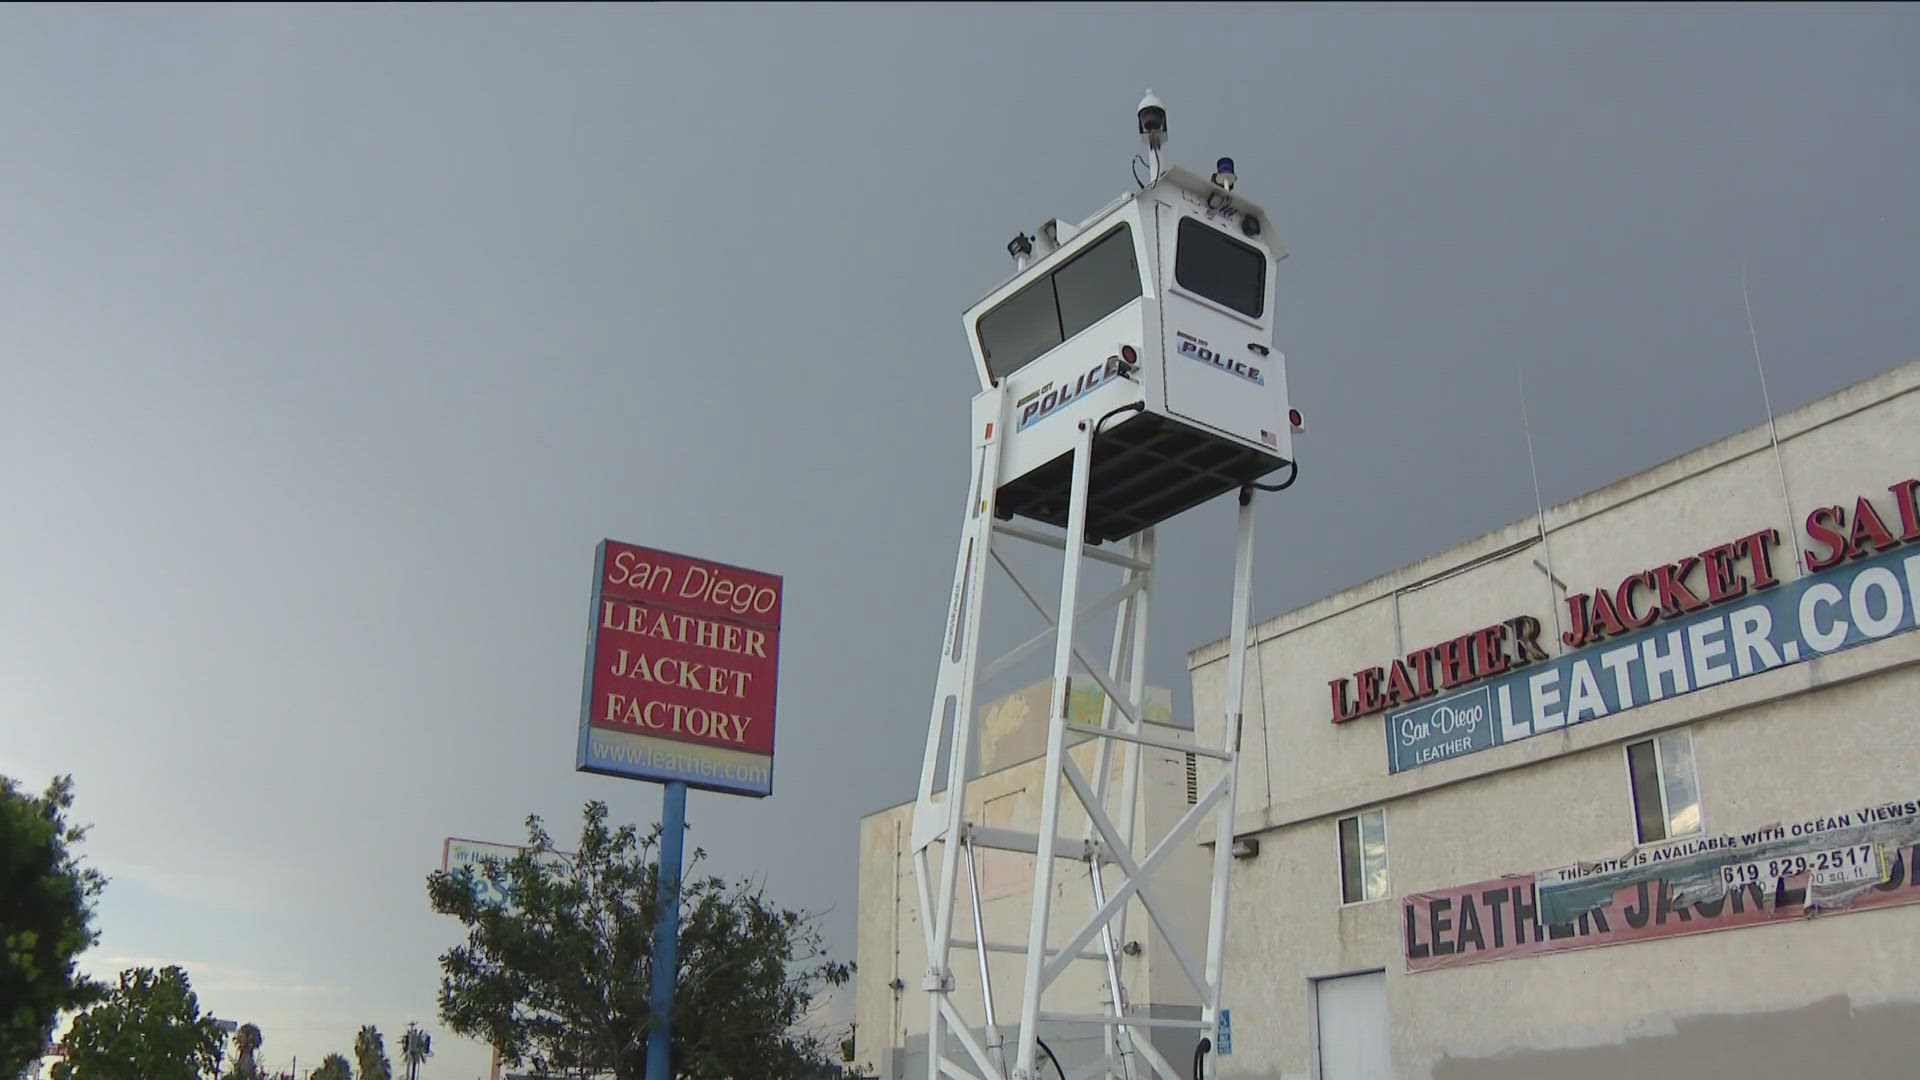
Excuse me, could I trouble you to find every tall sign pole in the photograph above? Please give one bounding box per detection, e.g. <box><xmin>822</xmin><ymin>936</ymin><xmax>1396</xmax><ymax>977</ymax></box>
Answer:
<box><xmin>645</xmin><ymin>780</ymin><xmax>688</xmax><ymax>1077</ymax></box>
<box><xmin>577</xmin><ymin>538</ymin><xmax>784</xmax><ymax>1080</ymax></box>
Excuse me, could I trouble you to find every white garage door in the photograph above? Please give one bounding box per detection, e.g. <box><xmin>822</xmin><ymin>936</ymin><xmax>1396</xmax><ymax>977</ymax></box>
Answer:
<box><xmin>1315</xmin><ymin>970</ymin><xmax>1389</xmax><ymax>1080</ymax></box>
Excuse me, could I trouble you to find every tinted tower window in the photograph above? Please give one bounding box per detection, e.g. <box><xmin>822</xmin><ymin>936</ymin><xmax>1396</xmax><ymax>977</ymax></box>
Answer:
<box><xmin>976</xmin><ymin>225</ymin><xmax>1141</xmax><ymax>382</ymax></box>
<box><xmin>1174</xmin><ymin>217</ymin><xmax>1265</xmax><ymax>318</ymax></box>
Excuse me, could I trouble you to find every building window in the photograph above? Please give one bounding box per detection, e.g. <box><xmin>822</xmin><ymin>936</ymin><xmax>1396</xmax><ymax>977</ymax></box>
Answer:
<box><xmin>1338</xmin><ymin>808</ymin><xmax>1388</xmax><ymax>904</ymax></box>
<box><xmin>1626</xmin><ymin>729</ymin><xmax>1701</xmax><ymax>844</ymax></box>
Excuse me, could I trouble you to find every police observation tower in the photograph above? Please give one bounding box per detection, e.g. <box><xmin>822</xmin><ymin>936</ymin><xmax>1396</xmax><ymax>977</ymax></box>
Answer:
<box><xmin>907</xmin><ymin>94</ymin><xmax>1301</xmax><ymax>1080</ymax></box>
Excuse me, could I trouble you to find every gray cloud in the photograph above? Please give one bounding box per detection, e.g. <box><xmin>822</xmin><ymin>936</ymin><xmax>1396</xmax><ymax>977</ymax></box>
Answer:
<box><xmin>2</xmin><ymin>5</ymin><xmax>1915</xmax><ymax>1073</ymax></box>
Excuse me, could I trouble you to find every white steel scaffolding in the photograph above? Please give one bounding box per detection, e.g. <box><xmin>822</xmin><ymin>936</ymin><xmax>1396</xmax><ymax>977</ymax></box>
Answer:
<box><xmin>908</xmin><ymin>411</ymin><xmax>1259</xmax><ymax>1080</ymax></box>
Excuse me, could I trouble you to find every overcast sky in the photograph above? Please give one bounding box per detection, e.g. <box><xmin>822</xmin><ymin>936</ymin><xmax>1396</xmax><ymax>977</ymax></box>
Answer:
<box><xmin>3</xmin><ymin>4</ymin><xmax>1917</xmax><ymax>1076</ymax></box>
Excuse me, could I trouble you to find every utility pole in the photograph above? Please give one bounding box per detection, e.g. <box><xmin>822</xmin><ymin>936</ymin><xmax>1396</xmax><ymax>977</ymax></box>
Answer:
<box><xmin>400</xmin><ymin>1024</ymin><xmax>431</xmax><ymax>1080</ymax></box>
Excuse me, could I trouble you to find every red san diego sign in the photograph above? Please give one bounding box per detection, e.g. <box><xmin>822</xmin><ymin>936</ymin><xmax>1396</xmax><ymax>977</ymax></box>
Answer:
<box><xmin>577</xmin><ymin>540</ymin><xmax>782</xmax><ymax>797</ymax></box>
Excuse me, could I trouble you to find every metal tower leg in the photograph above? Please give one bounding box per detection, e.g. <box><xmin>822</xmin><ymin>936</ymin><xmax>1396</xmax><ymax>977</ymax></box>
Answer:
<box><xmin>1201</xmin><ymin>492</ymin><xmax>1258</xmax><ymax>1078</ymax></box>
<box><xmin>1010</xmin><ymin>421</ymin><xmax>1097</xmax><ymax>1080</ymax></box>
<box><xmin>965</xmin><ymin>836</ymin><xmax>1007</xmax><ymax>1075</ymax></box>
<box><xmin>909</xmin><ymin>403</ymin><xmax>1259</xmax><ymax>1080</ymax></box>
<box><xmin>911</xmin><ymin>407</ymin><xmax>1008</xmax><ymax>1080</ymax></box>
<box><xmin>1082</xmin><ymin>528</ymin><xmax>1151</xmax><ymax>1080</ymax></box>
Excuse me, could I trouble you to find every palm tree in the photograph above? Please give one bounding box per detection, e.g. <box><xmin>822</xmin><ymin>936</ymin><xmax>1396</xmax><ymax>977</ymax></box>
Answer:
<box><xmin>312</xmin><ymin>1052</ymin><xmax>353</xmax><ymax>1080</ymax></box>
<box><xmin>229</xmin><ymin>1023</ymin><xmax>262</xmax><ymax>1080</ymax></box>
<box><xmin>353</xmin><ymin>1025</ymin><xmax>392</xmax><ymax>1080</ymax></box>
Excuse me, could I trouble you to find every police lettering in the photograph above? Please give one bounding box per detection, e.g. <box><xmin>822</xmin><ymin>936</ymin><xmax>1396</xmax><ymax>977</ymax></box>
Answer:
<box><xmin>1176</xmin><ymin>339</ymin><xmax>1263</xmax><ymax>384</ymax></box>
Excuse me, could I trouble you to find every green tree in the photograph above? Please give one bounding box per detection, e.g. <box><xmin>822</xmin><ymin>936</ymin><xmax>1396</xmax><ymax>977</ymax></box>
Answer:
<box><xmin>426</xmin><ymin>802</ymin><xmax>851</xmax><ymax>1080</ymax></box>
<box><xmin>50</xmin><ymin>966</ymin><xmax>225</xmax><ymax>1080</ymax></box>
<box><xmin>311</xmin><ymin>1052</ymin><xmax>352</xmax><ymax>1080</ymax></box>
<box><xmin>352</xmin><ymin>1024</ymin><xmax>391</xmax><ymax>1080</ymax></box>
<box><xmin>0</xmin><ymin>774</ymin><xmax>107</xmax><ymax>1076</ymax></box>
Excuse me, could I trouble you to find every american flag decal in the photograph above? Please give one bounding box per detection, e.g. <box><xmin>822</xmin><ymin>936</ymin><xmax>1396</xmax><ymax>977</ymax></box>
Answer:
<box><xmin>1260</xmin><ymin>429</ymin><xmax>1278</xmax><ymax>447</ymax></box>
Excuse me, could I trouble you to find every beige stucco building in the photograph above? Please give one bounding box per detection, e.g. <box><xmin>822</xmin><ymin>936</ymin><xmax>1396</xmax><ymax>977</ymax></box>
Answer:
<box><xmin>1188</xmin><ymin>358</ymin><xmax>1920</xmax><ymax>1079</ymax></box>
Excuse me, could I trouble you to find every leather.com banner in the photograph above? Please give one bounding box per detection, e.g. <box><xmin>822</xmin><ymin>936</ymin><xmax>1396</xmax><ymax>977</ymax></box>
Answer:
<box><xmin>1404</xmin><ymin>836</ymin><xmax>1920</xmax><ymax>973</ymax></box>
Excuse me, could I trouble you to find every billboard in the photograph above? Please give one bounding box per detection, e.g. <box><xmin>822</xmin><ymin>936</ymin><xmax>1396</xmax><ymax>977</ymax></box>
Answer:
<box><xmin>1404</xmin><ymin>837</ymin><xmax>1920</xmax><ymax>973</ymax></box>
<box><xmin>1386</xmin><ymin>544</ymin><xmax>1920</xmax><ymax>773</ymax></box>
<box><xmin>1402</xmin><ymin>793</ymin><xmax>1920</xmax><ymax>972</ymax></box>
<box><xmin>576</xmin><ymin>539</ymin><xmax>782</xmax><ymax>797</ymax></box>
<box><xmin>442</xmin><ymin>838</ymin><xmax>575</xmax><ymax>911</ymax></box>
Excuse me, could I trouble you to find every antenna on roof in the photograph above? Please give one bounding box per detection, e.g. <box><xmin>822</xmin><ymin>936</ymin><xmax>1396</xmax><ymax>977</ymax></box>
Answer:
<box><xmin>1519</xmin><ymin>366</ymin><xmax>1565</xmax><ymax>648</ymax></box>
<box><xmin>1744</xmin><ymin>268</ymin><xmax>1805</xmax><ymax>571</ymax></box>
